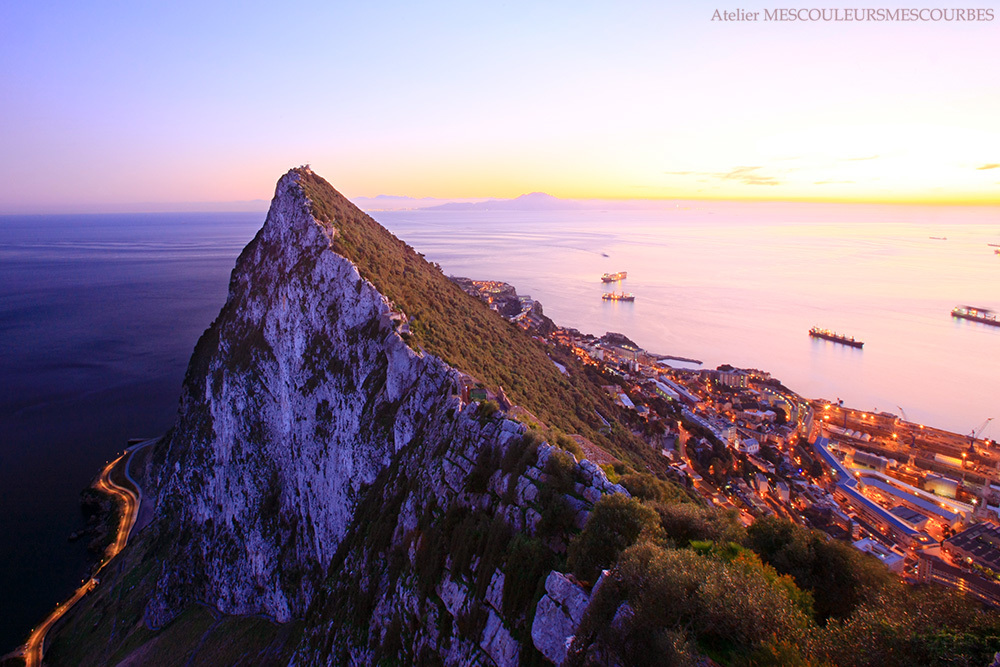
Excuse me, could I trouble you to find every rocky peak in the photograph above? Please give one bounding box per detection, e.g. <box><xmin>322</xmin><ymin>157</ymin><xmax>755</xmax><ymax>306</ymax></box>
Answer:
<box><xmin>132</xmin><ymin>168</ymin><xmax>631</xmax><ymax>664</ymax></box>
<box><xmin>147</xmin><ymin>167</ymin><xmax>458</xmax><ymax>625</ymax></box>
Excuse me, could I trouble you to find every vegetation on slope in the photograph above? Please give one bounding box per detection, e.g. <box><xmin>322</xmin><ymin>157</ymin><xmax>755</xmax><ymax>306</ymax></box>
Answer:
<box><xmin>297</xmin><ymin>168</ymin><xmax>661</xmax><ymax>472</ymax></box>
<box><xmin>299</xmin><ymin>169</ymin><xmax>1000</xmax><ymax>665</ymax></box>
<box><xmin>42</xmin><ymin>531</ymin><xmax>302</xmax><ymax>666</ymax></box>
<box><xmin>564</xmin><ymin>499</ymin><xmax>1000</xmax><ymax>666</ymax></box>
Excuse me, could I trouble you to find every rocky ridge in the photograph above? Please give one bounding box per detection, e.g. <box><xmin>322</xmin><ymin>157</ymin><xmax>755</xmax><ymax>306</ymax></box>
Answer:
<box><xmin>138</xmin><ymin>168</ymin><xmax>624</xmax><ymax>664</ymax></box>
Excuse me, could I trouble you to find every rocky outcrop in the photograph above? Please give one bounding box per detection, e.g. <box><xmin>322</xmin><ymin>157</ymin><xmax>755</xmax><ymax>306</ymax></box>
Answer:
<box><xmin>531</xmin><ymin>572</ymin><xmax>592</xmax><ymax>665</ymax></box>
<box><xmin>292</xmin><ymin>398</ymin><xmax>627</xmax><ymax>665</ymax></box>
<box><xmin>146</xmin><ymin>170</ymin><xmax>459</xmax><ymax>626</ymax></box>
<box><xmin>140</xmin><ymin>168</ymin><xmax>628</xmax><ymax>663</ymax></box>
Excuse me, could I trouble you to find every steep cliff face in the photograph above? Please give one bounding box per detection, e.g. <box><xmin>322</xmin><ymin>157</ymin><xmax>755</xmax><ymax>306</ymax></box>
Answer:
<box><xmin>147</xmin><ymin>171</ymin><xmax>460</xmax><ymax>625</ymax></box>
<box><xmin>135</xmin><ymin>168</ymin><xmax>628</xmax><ymax>664</ymax></box>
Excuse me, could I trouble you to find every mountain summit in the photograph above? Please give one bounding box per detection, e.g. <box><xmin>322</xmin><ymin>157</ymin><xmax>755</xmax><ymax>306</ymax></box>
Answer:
<box><xmin>44</xmin><ymin>167</ymin><xmax>648</xmax><ymax>665</ymax></box>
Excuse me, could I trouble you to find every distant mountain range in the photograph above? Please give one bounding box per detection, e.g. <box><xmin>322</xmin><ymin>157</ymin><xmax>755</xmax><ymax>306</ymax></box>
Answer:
<box><xmin>424</xmin><ymin>192</ymin><xmax>588</xmax><ymax>211</ymax></box>
<box><xmin>353</xmin><ymin>192</ymin><xmax>685</xmax><ymax>212</ymax></box>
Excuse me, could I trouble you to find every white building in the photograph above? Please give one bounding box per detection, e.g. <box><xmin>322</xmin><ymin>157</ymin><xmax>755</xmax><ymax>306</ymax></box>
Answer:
<box><xmin>853</xmin><ymin>538</ymin><xmax>904</xmax><ymax>573</ymax></box>
<box><xmin>738</xmin><ymin>437</ymin><xmax>759</xmax><ymax>456</ymax></box>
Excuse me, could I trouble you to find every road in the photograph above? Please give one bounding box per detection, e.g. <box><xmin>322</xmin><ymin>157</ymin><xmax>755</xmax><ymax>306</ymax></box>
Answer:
<box><xmin>22</xmin><ymin>451</ymin><xmax>141</xmax><ymax>667</ymax></box>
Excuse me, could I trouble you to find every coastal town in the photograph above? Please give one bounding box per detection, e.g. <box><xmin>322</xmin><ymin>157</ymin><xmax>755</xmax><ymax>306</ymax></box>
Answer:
<box><xmin>454</xmin><ymin>276</ymin><xmax>1000</xmax><ymax>609</ymax></box>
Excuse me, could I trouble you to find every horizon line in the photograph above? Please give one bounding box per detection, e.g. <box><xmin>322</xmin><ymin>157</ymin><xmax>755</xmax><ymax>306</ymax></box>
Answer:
<box><xmin>2</xmin><ymin>194</ymin><xmax>999</xmax><ymax>216</ymax></box>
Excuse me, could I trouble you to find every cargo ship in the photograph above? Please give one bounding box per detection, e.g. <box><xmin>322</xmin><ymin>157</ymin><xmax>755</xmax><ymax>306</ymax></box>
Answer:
<box><xmin>601</xmin><ymin>271</ymin><xmax>627</xmax><ymax>283</ymax></box>
<box><xmin>809</xmin><ymin>327</ymin><xmax>863</xmax><ymax>348</ymax></box>
<box><xmin>602</xmin><ymin>291</ymin><xmax>635</xmax><ymax>302</ymax></box>
<box><xmin>952</xmin><ymin>305</ymin><xmax>1000</xmax><ymax>327</ymax></box>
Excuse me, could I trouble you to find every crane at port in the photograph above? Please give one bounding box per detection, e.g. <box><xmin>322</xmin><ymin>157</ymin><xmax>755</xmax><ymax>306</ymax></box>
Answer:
<box><xmin>971</xmin><ymin>418</ymin><xmax>994</xmax><ymax>442</ymax></box>
<box><xmin>895</xmin><ymin>405</ymin><xmax>916</xmax><ymax>447</ymax></box>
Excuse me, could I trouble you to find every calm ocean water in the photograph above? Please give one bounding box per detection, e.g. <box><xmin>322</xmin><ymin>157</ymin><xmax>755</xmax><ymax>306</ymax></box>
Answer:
<box><xmin>376</xmin><ymin>202</ymin><xmax>1000</xmax><ymax>436</ymax></box>
<box><xmin>1</xmin><ymin>201</ymin><xmax>997</xmax><ymax>650</ymax></box>
<box><xmin>0</xmin><ymin>212</ymin><xmax>262</xmax><ymax>651</ymax></box>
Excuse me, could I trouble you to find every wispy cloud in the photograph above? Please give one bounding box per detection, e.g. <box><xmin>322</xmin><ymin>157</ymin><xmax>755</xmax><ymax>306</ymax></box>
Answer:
<box><xmin>664</xmin><ymin>166</ymin><xmax>781</xmax><ymax>186</ymax></box>
<box><xmin>722</xmin><ymin>166</ymin><xmax>780</xmax><ymax>186</ymax></box>
<box><xmin>977</xmin><ymin>163</ymin><xmax>1000</xmax><ymax>170</ymax></box>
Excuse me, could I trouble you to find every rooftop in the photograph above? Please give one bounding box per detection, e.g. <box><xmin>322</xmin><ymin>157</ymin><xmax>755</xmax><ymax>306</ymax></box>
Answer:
<box><xmin>890</xmin><ymin>505</ymin><xmax>930</xmax><ymax>526</ymax></box>
<box><xmin>859</xmin><ymin>477</ymin><xmax>960</xmax><ymax>524</ymax></box>
<box><xmin>945</xmin><ymin>523</ymin><xmax>1000</xmax><ymax>571</ymax></box>
<box><xmin>853</xmin><ymin>538</ymin><xmax>904</xmax><ymax>568</ymax></box>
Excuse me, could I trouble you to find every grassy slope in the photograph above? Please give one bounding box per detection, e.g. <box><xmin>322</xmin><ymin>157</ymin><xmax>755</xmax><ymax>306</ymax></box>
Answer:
<box><xmin>297</xmin><ymin>168</ymin><xmax>662</xmax><ymax>472</ymax></box>
<box><xmin>43</xmin><ymin>532</ymin><xmax>302</xmax><ymax>666</ymax></box>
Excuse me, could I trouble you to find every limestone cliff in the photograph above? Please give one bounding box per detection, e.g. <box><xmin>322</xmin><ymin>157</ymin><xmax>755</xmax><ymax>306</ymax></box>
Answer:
<box><xmin>135</xmin><ymin>168</ymin><xmax>623</xmax><ymax>664</ymax></box>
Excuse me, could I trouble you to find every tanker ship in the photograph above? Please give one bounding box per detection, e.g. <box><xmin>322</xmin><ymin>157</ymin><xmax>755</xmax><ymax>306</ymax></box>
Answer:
<box><xmin>809</xmin><ymin>327</ymin><xmax>863</xmax><ymax>348</ymax></box>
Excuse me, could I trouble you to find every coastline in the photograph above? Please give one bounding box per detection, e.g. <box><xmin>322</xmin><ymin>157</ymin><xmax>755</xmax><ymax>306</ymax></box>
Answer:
<box><xmin>19</xmin><ymin>439</ymin><xmax>154</xmax><ymax>667</ymax></box>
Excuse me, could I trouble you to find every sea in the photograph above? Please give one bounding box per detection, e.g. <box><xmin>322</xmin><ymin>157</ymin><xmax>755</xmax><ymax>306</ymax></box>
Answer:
<box><xmin>1</xmin><ymin>201</ymin><xmax>998</xmax><ymax>650</ymax></box>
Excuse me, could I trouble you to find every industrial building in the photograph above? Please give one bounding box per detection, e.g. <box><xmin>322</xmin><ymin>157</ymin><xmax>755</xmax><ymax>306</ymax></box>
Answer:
<box><xmin>943</xmin><ymin>522</ymin><xmax>1000</xmax><ymax>573</ymax></box>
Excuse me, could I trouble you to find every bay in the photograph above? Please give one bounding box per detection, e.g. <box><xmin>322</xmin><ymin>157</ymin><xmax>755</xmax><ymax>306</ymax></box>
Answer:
<box><xmin>376</xmin><ymin>202</ymin><xmax>1000</xmax><ymax>437</ymax></box>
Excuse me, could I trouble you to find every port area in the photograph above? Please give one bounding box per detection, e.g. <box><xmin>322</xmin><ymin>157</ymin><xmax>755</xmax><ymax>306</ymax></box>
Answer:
<box><xmin>454</xmin><ymin>275</ymin><xmax>1000</xmax><ymax>606</ymax></box>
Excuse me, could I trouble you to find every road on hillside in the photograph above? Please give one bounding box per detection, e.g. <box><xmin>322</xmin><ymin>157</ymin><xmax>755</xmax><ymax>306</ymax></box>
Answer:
<box><xmin>22</xmin><ymin>448</ymin><xmax>143</xmax><ymax>667</ymax></box>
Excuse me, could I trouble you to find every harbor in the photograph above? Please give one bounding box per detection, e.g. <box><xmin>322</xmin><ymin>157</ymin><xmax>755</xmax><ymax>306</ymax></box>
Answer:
<box><xmin>458</xmin><ymin>272</ymin><xmax>1000</xmax><ymax>605</ymax></box>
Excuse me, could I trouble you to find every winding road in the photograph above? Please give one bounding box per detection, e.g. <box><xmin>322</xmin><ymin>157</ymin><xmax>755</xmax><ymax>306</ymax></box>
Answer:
<box><xmin>22</xmin><ymin>444</ymin><xmax>145</xmax><ymax>667</ymax></box>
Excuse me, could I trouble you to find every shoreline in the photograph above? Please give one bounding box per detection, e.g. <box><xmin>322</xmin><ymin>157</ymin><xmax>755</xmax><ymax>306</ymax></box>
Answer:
<box><xmin>19</xmin><ymin>438</ymin><xmax>155</xmax><ymax>667</ymax></box>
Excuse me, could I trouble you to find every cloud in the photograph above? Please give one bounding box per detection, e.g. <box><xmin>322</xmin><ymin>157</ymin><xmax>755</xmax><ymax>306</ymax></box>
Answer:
<box><xmin>977</xmin><ymin>163</ymin><xmax>1000</xmax><ymax>170</ymax></box>
<box><xmin>664</xmin><ymin>166</ymin><xmax>782</xmax><ymax>186</ymax></box>
<box><xmin>721</xmin><ymin>166</ymin><xmax>781</xmax><ymax>186</ymax></box>
<box><xmin>814</xmin><ymin>180</ymin><xmax>855</xmax><ymax>185</ymax></box>
<box><xmin>844</xmin><ymin>155</ymin><xmax>879</xmax><ymax>161</ymax></box>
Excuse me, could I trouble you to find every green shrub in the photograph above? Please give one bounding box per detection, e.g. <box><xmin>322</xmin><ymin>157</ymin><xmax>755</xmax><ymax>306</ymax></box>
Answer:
<box><xmin>476</xmin><ymin>400</ymin><xmax>500</xmax><ymax>423</ymax></box>
<box><xmin>466</xmin><ymin>446</ymin><xmax>499</xmax><ymax>493</ymax></box>
<box><xmin>746</xmin><ymin>516</ymin><xmax>894</xmax><ymax>622</ymax></box>
<box><xmin>545</xmin><ymin>449</ymin><xmax>576</xmax><ymax>494</ymax></box>
<box><xmin>600</xmin><ymin>463</ymin><xmax>622</xmax><ymax>484</ymax></box>
<box><xmin>501</xmin><ymin>431</ymin><xmax>542</xmax><ymax>477</ymax></box>
<box><xmin>553</xmin><ymin>431</ymin><xmax>584</xmax><ymax>459</ymax></box>
<box><xmin>602</xmin><ymin>543</ymin><xmax>810</xmax><ymax>660</ymax></box>
<box><xmin>503</xmin><ymin>534</ymin><xmax>554</xmax><ymax>619</ymax></box>
<box><xmin>536</xmin><ymin>492</ymin><xmax>577</xmax><ymax>541</ymax></box>
<box><xmin>619</xmin><ymin>473</ymin><xmax>688</xmax><ymax>504</ymax></box>
<box><xmin>653</xmin><ymin>502</ymin><xmax>745</xmax><ymax>547</ymax></box>
<box><xmin>568</xmin><ymin>494</ymin><xmax>661</xmax><ymax>582</ymax></box>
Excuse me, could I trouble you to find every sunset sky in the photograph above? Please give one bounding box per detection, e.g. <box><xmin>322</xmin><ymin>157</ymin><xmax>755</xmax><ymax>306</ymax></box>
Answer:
<box><xmin>1</xmin><ymin>1</ymin><xmax>998</xmax><ymax>212</ymax></box>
